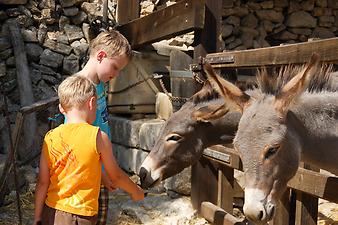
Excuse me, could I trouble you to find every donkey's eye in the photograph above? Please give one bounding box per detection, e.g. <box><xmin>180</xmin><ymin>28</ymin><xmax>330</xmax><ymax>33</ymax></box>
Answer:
<box><xmin>166</xmin><ymin>134</ymin><xmax>182</xmax><ymax>142</ymax></box>
<box><xmin>264</xmin><ymin>145</ymin><xmax>279</xmax><ymax>159</ymax></box>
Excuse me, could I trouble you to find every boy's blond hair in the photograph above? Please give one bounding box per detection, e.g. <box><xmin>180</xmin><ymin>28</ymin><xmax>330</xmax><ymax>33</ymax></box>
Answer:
<box><xmin>89</xmin><ymin>30</ymin><xmax>132</xmax><ymax>58</ymax></box>
<box><xmin>58</xmin><ymin>75</ymin><xmax>96</xmax><ymax>111</ymax></box>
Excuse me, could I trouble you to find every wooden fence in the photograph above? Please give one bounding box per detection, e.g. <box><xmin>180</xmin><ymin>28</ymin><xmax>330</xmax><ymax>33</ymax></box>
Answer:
<box><xmin>190</xmin><ymin>37</ymin><xmax>338</xmax><ymax>225</ymax></box>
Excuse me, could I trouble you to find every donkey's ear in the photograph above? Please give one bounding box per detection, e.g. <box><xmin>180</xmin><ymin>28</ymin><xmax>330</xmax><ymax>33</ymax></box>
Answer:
<box><xmin>192</xmin><ymin>104</ymin><xmax>229</xmax><ymax>122</ymax></box>
<box><xmin>275</xmin><ymin>53</ymin><xmax>320</xmax><ymax>116</ymax></box>
<box><xmin>204</xmin><ymin>63</ymin><xmax>250</xmax><ymax>111</ymax></box>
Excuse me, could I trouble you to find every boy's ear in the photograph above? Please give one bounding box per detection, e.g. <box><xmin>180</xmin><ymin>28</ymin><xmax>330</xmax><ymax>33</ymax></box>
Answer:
<box><xmin>58</xmin><ymin>104</ymin><xmax>65</xmax><ymax>114</ymax></box>
<box><xmin>88</xmin><ymin>96</ymin><xmax>96</xmax><ymax>110</ymax></box>
<box><xmin>97</xmin><ymin>51</ymin><xmax>107</xmax><ymax>62</ymax></box>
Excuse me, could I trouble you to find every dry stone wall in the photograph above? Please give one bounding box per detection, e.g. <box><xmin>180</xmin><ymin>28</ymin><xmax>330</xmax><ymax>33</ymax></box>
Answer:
<box><xmin>221</xmin><ymin>0</ymin><xmax>338</xmax><ymax>50</ymax></box>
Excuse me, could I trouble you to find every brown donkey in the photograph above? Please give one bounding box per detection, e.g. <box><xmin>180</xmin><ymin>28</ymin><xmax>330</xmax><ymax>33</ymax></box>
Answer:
<box><xmin>139</xmin><ymin>80</ymin><xmax>241</xmax><ymax>188</ymax></box>
<box><xmin>204</xmin><ymin>54</ymin><xmax>338</xmax><ymax>224</ymax></box>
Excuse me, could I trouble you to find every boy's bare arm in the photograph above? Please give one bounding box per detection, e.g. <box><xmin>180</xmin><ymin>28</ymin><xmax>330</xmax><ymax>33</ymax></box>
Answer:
<box><xmin>97</xmin><ymin>131</ymin><xmax>144</xmax><ymax>201</ymax></box>
<box><xmin>33</xmin><ymin>152</ymin><xmax>50</xmax><ymax>224</ymax></box>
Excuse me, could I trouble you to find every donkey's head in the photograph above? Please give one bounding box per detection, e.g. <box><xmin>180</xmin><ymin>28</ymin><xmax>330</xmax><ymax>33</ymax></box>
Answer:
<box><xmin>139</xmin><ymin>80</ymin><xmax>241</xmax><ymax>189</ymax></box>
<box><xmin>204</xmin><ymin>54</ymin><xmax>320</xmax><ymax>224</ymax></box>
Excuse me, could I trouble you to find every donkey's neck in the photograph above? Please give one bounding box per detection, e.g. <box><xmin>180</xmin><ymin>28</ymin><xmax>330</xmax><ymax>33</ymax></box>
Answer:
<box><xmin>291</xmin><ymin>92</ymin><xmax>338</xmax><ymax>175</ymax></box>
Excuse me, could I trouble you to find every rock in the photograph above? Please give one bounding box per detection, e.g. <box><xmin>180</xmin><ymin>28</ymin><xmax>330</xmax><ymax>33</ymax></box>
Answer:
<box><xmin>59</xmin><ymin>15</ymin><xmax>70</xmax><ymax>30</ymax></box>
<box><xmin>164</xmin><ymin>166</ymin><xmax>191</xmax><ymax>195</ymax></box>
<box><xmin>63</xmin><ymin>53</ymin><xmax>79</xmax><ymax>75</ymax></box>
<box><xmin>71</xmin><ymin>10</ymin><xmax>87</xmax><ymax>25</ymax></box>
<box><xmin>0</xmin><ymin>48</ymin><xmax>13</xmax><ymax>60</ymax></box>
<box><xmin>70</xmin><ymin>40</ymin><xmax>88</xmax><ymax>57</ymax></box>
<box><xmin>274</xmin><ymin>0</ymin><xmax>288</xmax><ymax>8</ymax></box>
<box><xmin>260</xmin><ymin>1</ymin><xmax>274</xmax><ymax>9</ymax></box>
<box><xmin>255</xmin><ymin>10</ymin><xmax>284</xmax><ymax>23</ymax></box>
<box><xmin>26</xmin><ymin>43</ymin><xmax>43</xmax><ymax>62</ymax></box>
<box><xmin>63</xmin><ymin>6</ymin><xmax>79</xmax><ymax>16</ymax></box>
<box><xmin>224</xmin><ymin>15</ymin><xmax>240</xmax><ymax>27</ymax></box>
<box><xmin>39</xmin><ymin>49</ymin><xmax>64</xmax><ymax>69</ymax></box>
<box><xmin>81</xmin><ymin>2</ymin><xmax>102</xmax><ymax>19</ymax></box>
<box><xmin>112</xmin><ymin>144</ymin><xmax>148</xmax><ymax>174</ymax></box>
<box><xmin>302</xmin><ymin>0</ymin><xmax>315</xmax><ymax>11</ymax></box>
<box><xmin>316</xmin><ymin>0</ymin><xmax>328</xmax><ymax>7</ymax></box>
<box><xmin>241</xmin><ymin>13</ymin><xmax>258</xmax><ymax>28</ymax></box>
<box><xmin>289</xmin><ymin>28</ymin><xmax>312</xmax><ymax>35</ymax></box>
<box><xmin>276</xmin><ymin>30</ymin><xmax>298</xmax><ymax>40</ymax></box>
<box><xmin>39</xmin><ymin>0</ymin><xmax>56</xmax><ymax>9</ymax></box>
<box><xmin>287</xmin><ymin>11</ymin><xmax>317</xmax><ymax>28</ymax></box>
<box><xmin>21</xmin><ymin>28</ymin><xmax>38</xmax><ymax>42</ymax></box>
<box><xmin>0</xmin><ymin>0</ymin><xmax>27</xmax><ymax>4</ymax></box>
<box><xmin>0</xmin><ymin>38</ymin><xmax>11</xmax><ymax>52</ymax></box>
<box><xmin>43</xmin><ymin>38</ymin><xmax>72</xmax><ymax>55</ymax></box>
<box><xmin>311</xmin><ymin>27</ymin><xmax>335</xmax><ymax>38</ymax></box>
<box><xmin>314</xmin><ymin>7</ymin><xmax>333</xmax><ymax>16</ymax></box>
<box><xmin>29</xmin><ymin>68</ymin><xmax>42</xmax><ymax>84</ymax></box>
<box><xmin>222</xmin><ymin>7</ymin><xmax>249</xmax><ymax>17</ymax></box>
<box><xmin>37</xmin><ymin>23</ymin><xmax>48</xmax><ymax>44</ymax></box>
<box><xmin>59</xmin><ymin>0</ymin><xmax>84</xmax><ymax>8</ymax></box>
<box><xmin>0</xmin><ymin>61</ymin><xmax>6</xmax><ymax>77</ymax></box>
<box><xmin>64</xmin><ymin>24</ymin><xmax>84</xmax><ymax>42</ymax></box>
<box><xmin>5</xmin><ymin>56</ymin><xmax>15</xmax><ymax>66</ymax></box>
<box><xmin>36</xmin><ymin>80</ymin><xmax>57</xmax><ymax>99</ymax></box>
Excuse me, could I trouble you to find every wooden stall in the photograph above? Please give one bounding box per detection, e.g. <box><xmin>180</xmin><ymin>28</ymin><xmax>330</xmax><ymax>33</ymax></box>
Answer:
<box><xmin>191</xmin><ymin>38</ymin><xmax>338</xmax><ymax>225</ymax></box>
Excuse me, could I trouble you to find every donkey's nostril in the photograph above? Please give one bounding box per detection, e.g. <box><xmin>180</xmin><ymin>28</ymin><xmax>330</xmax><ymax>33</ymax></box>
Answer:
<box><xmin>258</xmin><ymin>210</ymin><xmax>264</xmax><ymax>220</ymax></box>
<box><xmin>139</xmin><ymin>167</ymin><xmax>147</xmax><ymax>181</ymax></box>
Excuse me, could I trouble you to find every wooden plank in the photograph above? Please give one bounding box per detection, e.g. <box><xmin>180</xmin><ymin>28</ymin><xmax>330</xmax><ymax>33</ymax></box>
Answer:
<box><xmin>203</xmin><ymin>145</ymin><xmax>242</xmax><ymax>170</ymax></box>
<box><xmin>200</xmin><ymin>202</ymin><xmax>246</xmax><ymax>225</ymax></box>
<box><xmin>193</xmin><ymin>0</ymin><xmax>222</xmax><ymax>62</ymax></box>
<box><xmin>269</xmin><ymin>189</ymin><xmax>291</xmax><ymax>225</ymax></box>
<box><xmin>116</xmin><ymin>0</ymin><xmax>140</xmax><ymax>24</ymax></box>
<box><xmin>218</xmin><ymin>165</ymin><xmax>234</xmax><ymax>213</ymax></box>
<box><xmin>0</xmin><ymin>112</ymin><xmax>24</xmax><ymax>204</ymax></box>
<box><xmin>295</xmin><ymin>191</ymin><xmax>318</xmax><ymax>225</ymax></box>
<box><xmin>288</xmin><ymin>168</ymin><xmax>338</xmax><ymax>203</ymax></box>
<box><xmin>169</xmin><ymin>50</ymin><xmax>195</xmax><ymax>112</ymax></box>
<box><xmin>294</xmin><ymin>164</ymin><xmax>318</xmax><ymax>225</ymax></box>
<box><xmin>206</xmin><ymin>37</ymin><xmax>338</xmax><ymax>68</ymax></box>
<box><xmin>116</xmin><ymin>0</ymin><xmax>205</xmax><ymax>48</ymax></box>
<box><xmin>191</xmin><ymin>157</ymin><xmax>219</xmax><ymax>213</ymax></box>
<box><xmin>20</xmin><ymin>96</ymin><xmax>59</xmax><ymax>115</ymax></box>
<box><xmin>8</xmin><ymin>19</ymin><xmax>38</xmax><ymax>159</ymax></box>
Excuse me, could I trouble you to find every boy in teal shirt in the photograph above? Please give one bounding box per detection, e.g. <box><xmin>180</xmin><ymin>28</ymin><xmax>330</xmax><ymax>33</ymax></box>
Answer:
<box><xmin>74</xmin><ymin>30</ymin><xmax>131</xmax><ymax>225</ymax></box>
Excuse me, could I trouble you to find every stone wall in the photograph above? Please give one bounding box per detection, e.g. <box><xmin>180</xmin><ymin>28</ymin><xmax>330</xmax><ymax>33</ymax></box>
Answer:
<box><xmin>220</xmin><ymin>0</ymin><xmax>338</xmax><ymax>50</ymax></box>
<box><xmin>0</xmin><ymin>0</ymin><xmax>338</xmax><ymax>152</ymax></box>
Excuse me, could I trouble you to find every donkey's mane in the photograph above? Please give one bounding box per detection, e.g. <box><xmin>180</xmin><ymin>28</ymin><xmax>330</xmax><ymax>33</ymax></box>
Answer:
<box><xmin>256</xmin><ymin>64</ymin><xmax>335</xmax><ymax>95</ymax></box>
<box><xmin>191</xmin><ymin>80</ymin><xmax>220</xmax><ymax>104</ymax></box>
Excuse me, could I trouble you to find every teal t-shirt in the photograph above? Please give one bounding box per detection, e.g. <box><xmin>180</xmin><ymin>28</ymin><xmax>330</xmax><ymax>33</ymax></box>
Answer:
<box><xmin>94</xmin><ymin>81</ymin><xmax>111</xmax><ymax>140</ymax></box>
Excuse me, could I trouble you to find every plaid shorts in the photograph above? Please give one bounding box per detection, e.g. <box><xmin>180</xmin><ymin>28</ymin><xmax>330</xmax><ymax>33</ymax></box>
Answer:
<box><xmin>96</xmin><ymin>186</ymin><xmax>109</xmax><ymax>225</ymax></box>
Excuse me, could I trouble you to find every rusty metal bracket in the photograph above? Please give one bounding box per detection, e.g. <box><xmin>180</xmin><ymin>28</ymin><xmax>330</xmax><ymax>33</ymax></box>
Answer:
<box><xmin>205</xmin><ymin>55</ymin><xmax>235</xmax><ymax>64</ymax></box>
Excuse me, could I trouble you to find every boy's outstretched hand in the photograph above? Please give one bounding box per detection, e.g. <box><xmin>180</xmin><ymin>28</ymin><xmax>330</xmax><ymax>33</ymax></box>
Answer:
<box><xmin>131</xmin><ymin>185</ymin><xmax>145</xmax><ymax>201</ymax></box>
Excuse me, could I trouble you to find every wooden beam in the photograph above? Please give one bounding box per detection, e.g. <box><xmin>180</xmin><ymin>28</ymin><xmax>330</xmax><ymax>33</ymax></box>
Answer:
<box><xmin>201</xmin><ymin>202</ymin><xmax>246</xmax><ymax>225</ymax></box>
<box><xmin>205</xmin><ymin>37</ymin><xmax>338</xmax><ymax>68</ymax></box>
<box><xmin>116</xmin><ymin>0</ymin><xmax>205</xmax><ymax>48</ymax></box>
<box><xmin>288</xmin><ymin>168</ymin><xmax>338</xmax><ymax>203</ymax></box>
<box><xmin>20</xmin><ymin>96</ymin><xmax>59</xmax><ymax>115</ymax></box>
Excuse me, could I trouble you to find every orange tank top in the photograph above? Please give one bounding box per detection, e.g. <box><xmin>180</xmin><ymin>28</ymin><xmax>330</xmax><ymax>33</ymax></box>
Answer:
<box><xmin>43</xmin><ymin>123</ymin><xmax>101</xmax><ymax>216</ymax></box>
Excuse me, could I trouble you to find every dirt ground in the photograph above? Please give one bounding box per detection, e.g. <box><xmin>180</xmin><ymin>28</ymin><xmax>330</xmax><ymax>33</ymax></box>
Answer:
<box><xmin>0</xmin><ymin>185</ymin><xmax>337</xmax><ymax>225</ymax></box>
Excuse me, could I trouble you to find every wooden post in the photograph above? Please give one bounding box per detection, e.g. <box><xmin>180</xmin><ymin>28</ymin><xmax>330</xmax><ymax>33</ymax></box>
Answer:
<box><xmin>191</xmin><ymin>157</ymin><xmax>220</xmax><ymax>213</ymax></box>
<box><xmin>169</xmin><ymin>50</ymin><xmax>194</xmax><ymax>111</ymax></box>
<box><xmin>116</xmin><ymin>0</ymin><xmax>140</xmax><ymax>24</ymax></box>
<box><xmin>294</xmin><ymin>164</ymin><xmax>318</xmax><ymax>225</ymax></box>
<box><xmin>7</xmin><ymin>19</ymin><xmax>38</xmax><ymax>160</ymax></box>
<box><xmin>269</xmin><ymin>189</ymin><xmax>291</xmax><ymax>225</ymax></box>
<box><xmin>218</xmin><ymin>165</ymin><xmax>234</xmax><ymax>213</ymax></box>
<box><xmin>191</xmin><ymin>0</ymin><xmax>222</xmax><ymax>212</ymax></box>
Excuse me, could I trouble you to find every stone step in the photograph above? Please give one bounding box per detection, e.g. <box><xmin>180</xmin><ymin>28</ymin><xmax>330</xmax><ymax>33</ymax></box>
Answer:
<box><xmin>108</xmin><ymin>115</ymin><xmax>164</xmax><ymax>151</ymax></box>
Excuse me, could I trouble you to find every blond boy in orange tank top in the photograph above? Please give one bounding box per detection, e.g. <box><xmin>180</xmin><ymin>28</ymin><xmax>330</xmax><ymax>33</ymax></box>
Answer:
<box><xmin>33</xmin><ymin>76</ymin><xmax>144</xmax><ymax>225</ymax></box>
